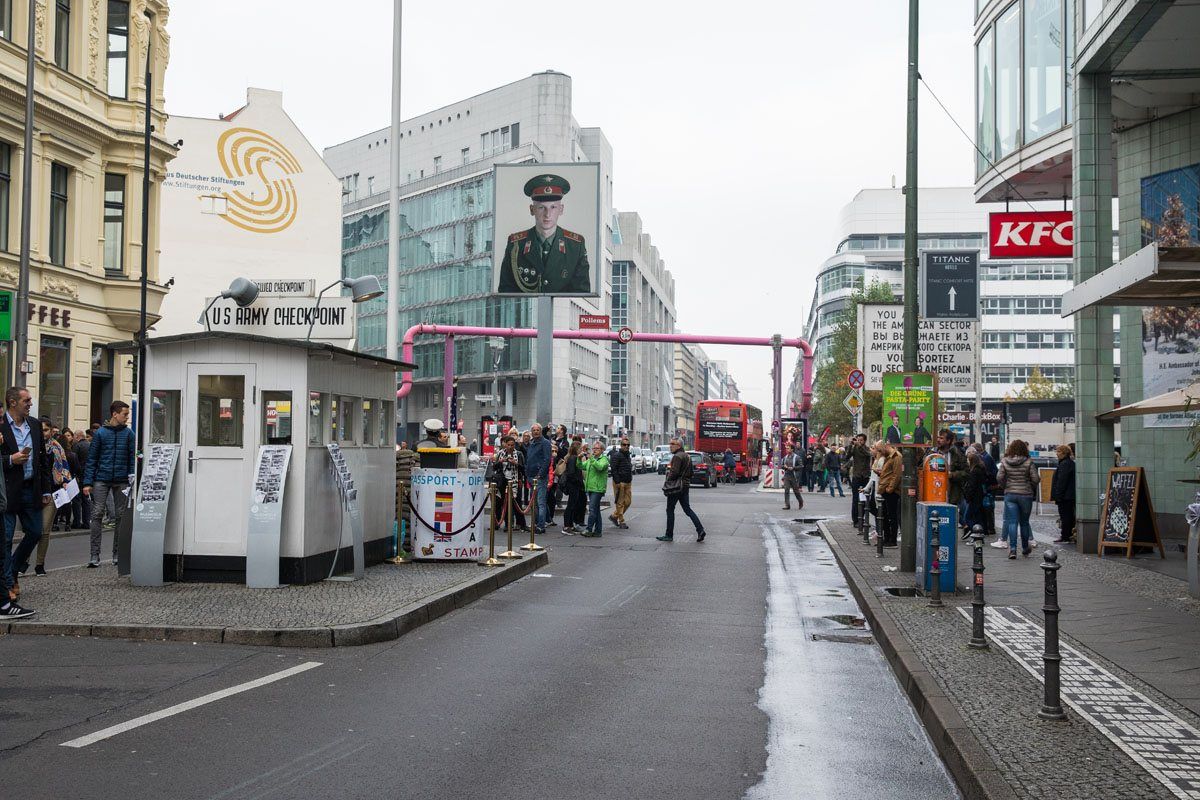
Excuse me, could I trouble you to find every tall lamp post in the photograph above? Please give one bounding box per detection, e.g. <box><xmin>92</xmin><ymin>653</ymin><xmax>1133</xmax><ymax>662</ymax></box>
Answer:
<box><xmin>569</xmin><ymin>367</ymin><xmax>581</xmax><ymax>434</ymax></box>
<box><xmin>489</xmin><ymin>336</ymin><xmax>505</xmax><ymax>438</ymax></box>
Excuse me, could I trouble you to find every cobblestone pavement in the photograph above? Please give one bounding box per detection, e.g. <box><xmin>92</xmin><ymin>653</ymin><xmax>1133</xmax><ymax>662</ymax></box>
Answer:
<box><xmin>10</xmin><ymin>560</ymin><xmax>488</xmax><ymax>629</ymax></box>
<box><xmin>821</xmin><ymin>512</ymin><xmax>1198</xmax><ymax>800</ymax></box>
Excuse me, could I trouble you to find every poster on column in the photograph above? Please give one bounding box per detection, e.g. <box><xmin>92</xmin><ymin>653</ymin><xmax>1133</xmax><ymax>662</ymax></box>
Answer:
<box><xmin>1139</xmin><ymin>163</ymin><xmax>1200</xmax><ymax>428</ymax></box>
<box><xmin>410</xmin><ymin>467</ymin><xmax>488</xmax><ymax>560</ymax></box>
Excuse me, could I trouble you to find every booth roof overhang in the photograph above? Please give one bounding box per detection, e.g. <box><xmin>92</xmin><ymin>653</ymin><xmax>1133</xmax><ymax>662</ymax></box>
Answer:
<box><xmin>110</xmin><ymin>331</ymin><xmax>418</xmax><ymax>371</ymax></box>
<box><xmin>1062</xmin><ymin>244</ymin><xmax>1200</xmax><ymax>318</ymax></box>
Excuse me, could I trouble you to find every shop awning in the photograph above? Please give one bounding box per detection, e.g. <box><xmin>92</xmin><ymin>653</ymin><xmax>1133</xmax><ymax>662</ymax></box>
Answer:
<box><xmin>1096</xmin><ymin>380</ymin><xmax>1200</xmax><ymax>421</ymax></box>
<box><xmin>1061</xmin><ymin>244</ymin><xmax>1200</xmax><ymax>317</ymax></box>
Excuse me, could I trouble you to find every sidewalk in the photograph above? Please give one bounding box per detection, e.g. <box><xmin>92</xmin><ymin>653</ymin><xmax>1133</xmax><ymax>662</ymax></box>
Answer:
<box><xmin>819</xmin><ymin>512</ymin><xmax>1200</xmax><ymax>800</ymax></box>
<box><xmin>1</xmin><ymin>552</ymin><xmax>546</xmax><ymax>647</ymax></box>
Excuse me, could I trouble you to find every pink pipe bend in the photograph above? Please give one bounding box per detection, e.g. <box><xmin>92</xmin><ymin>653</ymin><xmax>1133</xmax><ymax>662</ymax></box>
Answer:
<box><xmin>397</xmin><ymin>323</ymin><xmax>815</xmax><ymax>413</ymax></box>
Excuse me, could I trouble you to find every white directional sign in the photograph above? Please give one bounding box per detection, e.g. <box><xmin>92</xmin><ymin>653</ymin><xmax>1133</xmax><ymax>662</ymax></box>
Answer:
<box><xmin>857</xmin><ymin>303</ymin><xmax>977</xmax><ymax>392</ymax></box>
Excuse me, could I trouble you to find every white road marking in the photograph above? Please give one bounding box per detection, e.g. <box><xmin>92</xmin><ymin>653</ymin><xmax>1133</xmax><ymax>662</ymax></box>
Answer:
<box><xmin>60</xmin><ymin>661</ymin><xmax>323</xmax><ymax>748</ymax></box>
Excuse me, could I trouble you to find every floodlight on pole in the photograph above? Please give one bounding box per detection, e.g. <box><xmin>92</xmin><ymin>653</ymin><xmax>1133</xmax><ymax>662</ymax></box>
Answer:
<box><xmin>306</xmin><ymin>275</ymin><xmax>384</xmax><ymax>341</ymax></box>
<box><xmin>201</xmin><ymin>277</ymin><xmax>260</xmax><ymax>332</ymax></box>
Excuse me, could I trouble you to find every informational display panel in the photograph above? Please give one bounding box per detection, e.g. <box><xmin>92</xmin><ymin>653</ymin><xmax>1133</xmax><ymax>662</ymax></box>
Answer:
<box><xmin>246</xmin><ymin>444</ymin><xmax>293</xmax><ymax>588</ymax></box>
<box><xmin>857</xmin><ymin>304</ymin><xmax>976</xmax><ymax>391</ymax></box>
<box><xmin>327</xmin><ymin>443</ymin><xmax>365</xmax><ymax>579</ymax></box>
<box><xmin>410</xmin><ymin>468</ymin><xmax>487</xmax><ymax>560</ymax></box>
<box><xmin>131</xmin><ymin>443</ymin><xmax>181</xmax><ymax>587</ymax></box>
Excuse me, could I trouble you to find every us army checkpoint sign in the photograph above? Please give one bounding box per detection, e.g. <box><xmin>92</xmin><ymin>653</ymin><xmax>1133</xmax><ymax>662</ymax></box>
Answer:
<box><xmin>857</xmin><ymin>303</ymin><xmax>977</xmax><ymax>392</ymax></box>
<box><xmin>919</xmin><ymin>250</ymin><xmax>980</xmax><ymax>321</ymax></box>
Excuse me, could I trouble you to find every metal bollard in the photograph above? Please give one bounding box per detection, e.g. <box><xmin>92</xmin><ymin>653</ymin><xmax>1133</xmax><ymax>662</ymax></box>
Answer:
<box><xmin>861</xmin><ymin>492</ymin><xmax>870</xmax><ymax>544</ymax></box>
<box><xmin>1038</xmin><ymin>549</ymin><xmax>1067</xmax><ymax>720</ymax></box>
<box><xmin>928</xmin><ymin>509</ymin><xmax>944</xmax><ymax>607</ymax></box>
<box><xmin>969</xmin><ymin>525</ymin><xmax>989</xmax><ymax>649</ymax></box>
<box><xmin>876</xmin><ymin>495</ymin><xmax>884</xmax><ymax>558</ymax></box>
<box><xmin>481</xmin><ymin>482</ymin><xmax>503</xmax><ymax>567</ymax></box>
<box><xmin>520</xmin><ymin>479</ymin><xmax>546</xmax><ymax>552</ymax></box>
<box><xmin>499</xmin><ymin>480</ymin><xmax>522</xmax><ymax>560</ymax></box>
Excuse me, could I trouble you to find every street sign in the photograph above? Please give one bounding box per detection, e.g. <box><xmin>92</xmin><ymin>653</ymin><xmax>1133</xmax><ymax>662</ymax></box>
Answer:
<box><xmin>200</xmin><ymin>296</ymin><xmax>355</xmax><ymax>339</ymax></box>
<box><xmin>843</xmin><ymin>392</ymin><xmax>863</xmax><ymax>415</ymax></box>
<box><xmin>252</xmin><ymin>279</ymin><xmax>315</xmax><ymax>297</ymax></box>
<box><xmin>847</xmin><ymin>368</ymin><xmax>865</xmax><ymax>391</ymax></box>
<box><xmin>857</xmin><ymin>304</ymin><xmax>977</xmax><ymax>392</ymax></box>
<box><xmin>579</xmin><ymin>314</ymin><xmax>610</xmax><ymax>330</ymax></box>
<box><xmin>474</xmin><ymin>394</ymin><xmax>499</xmax><ymax>403</ymax></box>
<box><xmin>0</xmin><ymin>290</ymin><xmax>11</xmax><ymax>340</ymax></box>
<box><xmin>920</xmin><ymin>250</ymin><xmax>980</xmax><ymax>320</ymax></box>
<box><xmin>617</xmin><ymin>326</ymin><xmax>634</xmax><ymax>344</ymax></box>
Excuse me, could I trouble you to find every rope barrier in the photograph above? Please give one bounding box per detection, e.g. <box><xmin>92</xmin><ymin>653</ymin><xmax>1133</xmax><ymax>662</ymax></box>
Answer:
<box><xmin>404</xmin><ymin>493</ymin><xmax>490</xmax><ymax>537</ymax></box>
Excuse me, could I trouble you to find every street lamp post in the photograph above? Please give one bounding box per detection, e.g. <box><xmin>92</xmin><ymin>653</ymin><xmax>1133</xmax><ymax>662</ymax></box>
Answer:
<box><xmin>489</xmin><ymin>336</ymin><xmax>505</xmax><ymax>434</ymax></box>
<box><xmin>569</xmin><ymin>367</ymin><xmax>581</xmax><ymax>434</ymax></box>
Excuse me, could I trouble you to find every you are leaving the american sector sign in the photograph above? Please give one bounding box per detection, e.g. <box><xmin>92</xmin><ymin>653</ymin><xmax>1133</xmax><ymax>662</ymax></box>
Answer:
<box><xmin>856</xmin><ymin>303</ymin><xmax>976</xmax><ymax>392</ymax></box>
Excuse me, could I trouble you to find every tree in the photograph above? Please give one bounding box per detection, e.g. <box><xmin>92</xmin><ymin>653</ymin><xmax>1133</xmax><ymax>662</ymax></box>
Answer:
<box><xmin>810</xmin><ymin>281</ymin><xmax>897</xmax><ymax>438</ymax></box>
<box><xmin>1015</xmin><ymin>366</ymin><xmax>1073</xmax><ymax>400</ymax></box>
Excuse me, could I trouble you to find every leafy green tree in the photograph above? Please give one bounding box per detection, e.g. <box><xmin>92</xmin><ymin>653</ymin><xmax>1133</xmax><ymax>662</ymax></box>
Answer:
<box><xmin>810</xmin><ymin>281</ymin><xmax>897</xmax><ymax>437</ymax></box>
<box><xmin>1015</xmin><ymin>366</ymin><xmax>1073</xmax><ymax>400</ymax></box>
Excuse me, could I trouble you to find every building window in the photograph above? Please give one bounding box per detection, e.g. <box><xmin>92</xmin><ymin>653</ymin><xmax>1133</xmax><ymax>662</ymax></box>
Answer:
<box><xmin>54</xmin><ymin>0</ymin><xmax>70</xmax><ymax>70</ymax></box>
<box><xmin>0</xmin><ymin>142</ymin><xmax>9</xmax><ymax>252</ymax></box>
<box><xmin>0</xmin><ymin>0</ymin><xmax>11</xmax><ymax>41</ymax></box>
<box><xmin>103</xmin><ymin>173</ymin><xmax>124</xmax><ymax>273</ymax></box>
<box><xmin>976</xmin><ymin>26</ymin><xmax>995</xmax><ymax>175</ymax></box>
<box><xmin>39</xmin><ymin>336</ymin><xmax>71</xmax><ymax>428</ymax></box>
<box><xmin>433</xmin><ymin>155</ymin><xmax>442</xmax><ymax>173</ymax></box>
<box><xmin>106</xmin><ymin>0</ymin><xmax>128</xmax><ymax>97</ymax></box>
<box><xmin>995</xmin><ymin>2</ymin><xmax>1021</xmax><ymax>158</ymax></box>
<box><xmin>461</xmin><ymin>147</ymin><xmax>470</xmax><ymax>165</ymax></box>
<box><xmin>1024</xmin><ymin>0</ymin><xmax>1063</xmax><ymax>142</ymax></box>
<box><xmin>366</xmin><ymin>175</ymin><xmax>374</xmax><ymax>195</ymax></box>
<box><xmin>981</xmin><ymin>296</ymin><xmax>1063</xmax><ymax>315</ymax></box>
<box><xmin>49</xmin><ymin>163</ymin><xmax>69</xmax><ymax>266</ymax></box>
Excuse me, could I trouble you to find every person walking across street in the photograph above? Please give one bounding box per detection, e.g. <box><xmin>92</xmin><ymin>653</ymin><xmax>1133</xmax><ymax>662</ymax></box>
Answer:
<box><xmin>523</xmin><ymin>423</ymin><xmax>553</xmax><ymax>535</ymax></box>
<box><xmin>34</xmin><ymin>418</ymin><xmax>73</xmax><ymax>576</ymax></box>
<box><xmin>0</xmin><ymin>387</ymin><xmax>51</xmax><ymax>617</ymax></box>
<box><xmin>824</xmin><ymin>446</ymin><xmax>845</xmax><ymax>498</ymax></box>
<box><xmin>657</xmin><ymin>439</ymin><xmax>705</xmax><ymax>542</ymax></box>
<box><xmin>84</xmin><ymin>401</ymin><xmax>136</xmax><ymax>568</ymax></box>
<box><xmin>608</xmin><ymin>438</ymin><xmax>633</xmax><ymax>529</ymax></box>
<box><xmin>878</xmin><ymin>442</ymin><xmax>902</xmax><ymax>547</ymax></box>
<box><xmin>1051</xmin><ymin>444</ymin><xmax>1076</xmax><ymax>544</ymax></box>
<box><xmin>997</xmin><ymin>439</ymin><xmax>1039</xmax><ymax>559</ymax></box>
<box><xmin>847</xmin><ymin>434</ymin><xmax>871</xmax><ymax>526</ymax></box>
<box><xmin>781</xmin><ymin>446</ymin><xmax>804</xmax><ymax>511</ymax></box>
<box><xmin>580</xmin><ymin>441</ymin><xmax>609</xmax><ymax>537</ymax></box>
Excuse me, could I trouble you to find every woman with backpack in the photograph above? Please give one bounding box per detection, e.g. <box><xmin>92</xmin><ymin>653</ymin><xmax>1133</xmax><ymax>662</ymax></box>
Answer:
<box><xmin>997</xmin><ymin>439</ymin><xmax>1040</xmax><ymax>559</ymax></box>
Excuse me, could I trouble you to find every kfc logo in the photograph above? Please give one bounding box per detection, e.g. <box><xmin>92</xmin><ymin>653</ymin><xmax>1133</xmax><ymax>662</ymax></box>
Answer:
<box><xmin>988</xmin><ymin>211</ymin><xmax>1073</xmax><ymax>258</ymax></box>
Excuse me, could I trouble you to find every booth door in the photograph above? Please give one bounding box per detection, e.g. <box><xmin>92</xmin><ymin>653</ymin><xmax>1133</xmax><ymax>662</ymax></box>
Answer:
<box><xmin>184</xmin><ymin>364</ymin><xmax>257</xmax><ymax>557</ymax></box>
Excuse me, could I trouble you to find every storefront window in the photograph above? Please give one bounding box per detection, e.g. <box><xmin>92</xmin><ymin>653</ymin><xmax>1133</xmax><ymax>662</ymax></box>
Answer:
<box><xmin>308</xmin><ymin>391</ymin><xmax>325</xmax><ymax>446</ymax></box>
<box><xmin>150</xmin><ymin>389</ymin><xmax>180</xmax><ymax>443</ymax></box>
<box><xmin>996</xmin><ymin>3</ymin><xmax>1021</xmax><ymax>158</ymax></box>
<box><xmin>976</xmin><ymin>26</ymin><xmax>995</xmax><ymax>176</ymax></box>
<box><xmin>38</xmin><ymin>336</ymin><xmax>70</xmax><ymax>427</ymax></box>
<box><xmin>196</xmin><ymin>375</ymin><xmax>244</xmax><ymax>447</ymax></box>
<box><xmin>1024</xmin><ymin>0</ymin><xmax>1064</xmax><ymax>142</ymax></box>
<box><xmin>263</xmin><ymin>391</ymin><xmax>292</xmax><ymax>445</ymax></box>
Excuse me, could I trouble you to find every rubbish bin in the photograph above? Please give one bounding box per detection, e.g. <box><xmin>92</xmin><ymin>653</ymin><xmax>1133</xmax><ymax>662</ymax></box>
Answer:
<box><xmin>916</xmin><ymin>501</ymin><xmax>956</xmax><ymax>595</ymax></box>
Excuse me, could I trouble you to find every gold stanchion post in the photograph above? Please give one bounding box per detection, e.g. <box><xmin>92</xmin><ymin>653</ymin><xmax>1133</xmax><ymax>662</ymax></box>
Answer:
<box><xmin>499</xmin><ymin>479</ymin><xmax>522</xmax><ymax>560</ymax></box>
<box><xmin>481</xmin><ymin>482</ymin><xmax>503</xmax><ymax>567</ymax></box>
<box><xmin>387</xmin><ymin>482</ymin><xmax>413</xmax><ymax>564</ymax></box>
<box><xmin>520</xmin><ymin>478</ymin><xmax>545</xmax><ymax>552</ymax></box>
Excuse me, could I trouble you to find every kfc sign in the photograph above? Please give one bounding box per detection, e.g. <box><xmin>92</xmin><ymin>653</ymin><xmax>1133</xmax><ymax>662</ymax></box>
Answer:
<box><xmin>988</xmin><ymin>211</ymin><xmax>1073</xmax><ymax>258</ymax></box>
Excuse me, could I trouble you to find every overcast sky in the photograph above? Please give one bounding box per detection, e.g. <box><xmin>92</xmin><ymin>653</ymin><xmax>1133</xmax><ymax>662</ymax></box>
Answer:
<box><xmin>165</xmin><ymin>1</ymin><xmax>977</xmax><ymax>419</ymax></box>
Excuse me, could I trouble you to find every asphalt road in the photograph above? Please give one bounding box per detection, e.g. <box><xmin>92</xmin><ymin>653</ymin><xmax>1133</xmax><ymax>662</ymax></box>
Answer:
<box><xmin>1</xmin><ymin>476</ymin><xmax>958</xmax><ymax>799</ymax></box>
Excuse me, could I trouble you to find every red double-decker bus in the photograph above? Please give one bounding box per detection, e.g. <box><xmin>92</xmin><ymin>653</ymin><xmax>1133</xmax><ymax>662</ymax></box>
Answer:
<box><xmin>695</xmin><ymin>400</ymin><xmax>763</xmax><ymax>482</ymax></box>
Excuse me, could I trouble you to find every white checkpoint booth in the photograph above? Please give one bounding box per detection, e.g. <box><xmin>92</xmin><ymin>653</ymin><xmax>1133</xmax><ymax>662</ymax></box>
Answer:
<box><xmin>117</xmin><ymin>332</ymin><xmax>409</xmax><ymax>584</ymax></box>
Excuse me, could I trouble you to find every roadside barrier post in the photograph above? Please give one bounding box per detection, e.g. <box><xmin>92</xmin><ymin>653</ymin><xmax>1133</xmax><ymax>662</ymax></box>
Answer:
<box><xmin>876</xmin><ymin>499</ymin><xmax>884</xmax><ymax>558</ymax></box>
<box><xmin>499</xmin><ymin>480</ymin><xmax>522</xmax><ymax>560</ymax></box>
<box><xmin>481</xmin><ymin>482</ymin><xmax>503</xmax><ymax>567</ymax></box>
<box><xmin>861</xmin><ymin>491</ymin><xmax>870</xmax><ymax>544</ymax></box>
<box><xmin>387</xmin><ymin>483</ymin><xmax>413</xmax><ymax>564</ymax></box>
<box><xmin>969</xmin><ymin>525</ymin><xmax>989</xmax><ymax>650</ymax></box>
<box><xmin>521</xmin><ymin>479</ymin><xmax>546</xmax><ymax>552</ymax></box>
<box><xmin>928</xmin><ymin>508</ymin><xmax>944</xmax><ymax>608</ymax></box>
<box><xmin>1038</xmin><ymin>549</ymin><xmax>1067</xmax><ymax>720</ymax></box>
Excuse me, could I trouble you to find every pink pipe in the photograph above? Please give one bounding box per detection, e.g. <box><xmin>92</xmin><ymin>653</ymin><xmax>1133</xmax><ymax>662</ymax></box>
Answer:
<box><xmin>398</xmin><ymin>323</ymin><xmax>815</xmax><ymax>412</ymax></box>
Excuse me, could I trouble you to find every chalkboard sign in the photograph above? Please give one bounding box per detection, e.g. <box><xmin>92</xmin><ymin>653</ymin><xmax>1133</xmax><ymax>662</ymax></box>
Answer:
<box><xmin>1099</xmin><ymin>467</ymin><xmax>1165</xmax><ymax>559</ymax></box>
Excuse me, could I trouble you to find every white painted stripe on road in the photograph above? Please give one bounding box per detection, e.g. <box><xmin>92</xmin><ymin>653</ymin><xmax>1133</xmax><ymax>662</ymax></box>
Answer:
<box><xmin>60</xmin><ymin>661</ymin><xmax>322</xmax><ymax>748</ymax></box>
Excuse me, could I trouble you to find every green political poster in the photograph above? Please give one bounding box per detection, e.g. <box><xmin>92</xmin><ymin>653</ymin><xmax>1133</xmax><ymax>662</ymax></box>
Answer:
<box><xmin>882</xmin><ymin>372</ymin><xmax>937</xmax><ymax>447</ymax></box>
<box><xmin>0</xmin><ymin>290</ymin><xmax>11</xmax><ymax>340</ymax></box>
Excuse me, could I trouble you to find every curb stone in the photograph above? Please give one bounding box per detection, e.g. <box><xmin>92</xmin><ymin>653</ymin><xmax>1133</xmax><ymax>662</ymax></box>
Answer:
<box><xmin>819</xmin><ymin>520</ymin><xmax>1018</xmax><ymax>800</ymax></box>
<box><xmin>2</xmin><ymin>552</ymin><xmax>547</xmax><ymax>648</ymax></box>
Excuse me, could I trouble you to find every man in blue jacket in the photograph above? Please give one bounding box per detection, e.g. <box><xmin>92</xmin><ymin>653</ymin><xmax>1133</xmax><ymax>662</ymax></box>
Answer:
<box><xmin>84</xmin><ymin>400</ymin><xmax>136</xmax><ymax>568</ymax></box>
<box><xmin>524</xmin><ymin>423</ymin><xmax>553</xmax><ymax>534</ymax></box>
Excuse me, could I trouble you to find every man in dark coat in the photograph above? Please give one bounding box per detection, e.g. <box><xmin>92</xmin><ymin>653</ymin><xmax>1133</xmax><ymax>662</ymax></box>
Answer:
<box><xmin>847</xmin><ymin>434</ymin><xmax>872</xmax><ymax>526</ymax></box>
<box><xmin>0</xmin><ymin>387</ymin><xmax>52</xmax><ymax>614</ymax></box>
<box><xmin>608</xmin><ymin>438</ymin><xmax>634</xmax><ymax>529</ymax></box>
<box><xmin>1051</xmin><ymin>445</ymin><xmax>1076</xmax><ymax>543</ymax></box>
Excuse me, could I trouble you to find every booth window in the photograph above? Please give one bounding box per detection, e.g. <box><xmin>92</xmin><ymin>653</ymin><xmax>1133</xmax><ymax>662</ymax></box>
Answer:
<box><xmin>263</xmin><ymin>392</ymin><xmax>292</xmax><ymax>444</ymax></box>
<box><xmin>150</xmin><ymin>389</ymin><xmax>180</xmax><ymax>443</ymax></box>
<box><xmin>337</xmin><ymin>396</ymin><xmax>358</xmax><ymax>445</ymax></box>
<box><xmin>328</xmin><ymin>396</ymin><xmax>339</xmax><ymax>442</ymax></box>
<box><xmin>38</xmin><ymin>336</ymin><xmax>70</xmax><ymax>427</ymax></box>
<box><xmin>361</xmin><ymin>399</ymin><xmax>375</xmax><ymax>446</ymax></box>
<box><xmin>197</xmin><ymin>375</ymin><xmax>244</xmax><ymax>447</ymax></box>
<box><xmin>379</xmin><ymin>400</ymin><xmax>394</xmax><ymax>447</ymax></box>
<box><xmin>308</xmin><ymin>391</ymin><xmax>326</xmax><ymax>446</ymax></box>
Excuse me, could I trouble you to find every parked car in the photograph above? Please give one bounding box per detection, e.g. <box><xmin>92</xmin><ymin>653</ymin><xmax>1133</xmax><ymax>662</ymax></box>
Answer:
<box><xmin>635</xmin><ymin>447</ymin><xmax>655</xmax><ymax>473</ymax></box>
<box><xmin>686</xmin><ymin>450</ymin><xmax>717</xmax><ymax>488</ymax></box>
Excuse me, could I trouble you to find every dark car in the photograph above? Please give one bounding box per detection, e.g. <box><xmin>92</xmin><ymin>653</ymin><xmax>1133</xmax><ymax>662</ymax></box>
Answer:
<box><xmin>686</xmin><ymin>450</ymin><xmax>717</xmax><ymax>489</ymax></box>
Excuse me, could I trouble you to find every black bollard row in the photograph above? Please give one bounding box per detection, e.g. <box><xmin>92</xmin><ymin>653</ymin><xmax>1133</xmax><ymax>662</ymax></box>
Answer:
<box><xmin>969</xmin><ymin>524</ymin><xmax>989</xmax><ymax>650</ymax></box>
<box><xmin>1039</xmin><ymin>549</ymin><xmax>1067</xmax><ymax>720</ymax></box>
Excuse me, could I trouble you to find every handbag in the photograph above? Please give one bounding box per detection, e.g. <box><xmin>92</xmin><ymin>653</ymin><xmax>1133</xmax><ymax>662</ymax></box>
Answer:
<box><xmin>662</xmin><ymin>476</ymin><xmax>684</xmax><ymax>496</ymax></box>
<box><xmin>555</xmin><ymin>458</ymin><xmax>567</xmax><ymax>477</ymax></box>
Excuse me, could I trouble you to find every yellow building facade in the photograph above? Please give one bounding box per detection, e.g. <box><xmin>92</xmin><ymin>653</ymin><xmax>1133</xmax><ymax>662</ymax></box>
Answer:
<box><xmin>0</xmin><ymin>0</ymin><xmax>174</xmax><ymax>429</ymax></box>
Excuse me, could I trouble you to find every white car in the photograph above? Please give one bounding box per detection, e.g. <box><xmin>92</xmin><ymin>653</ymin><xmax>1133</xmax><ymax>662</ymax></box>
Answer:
<box><xmin>632</xmin><ymin>447</ymin><xmax>653</xmax><ymax>473</ymax></box>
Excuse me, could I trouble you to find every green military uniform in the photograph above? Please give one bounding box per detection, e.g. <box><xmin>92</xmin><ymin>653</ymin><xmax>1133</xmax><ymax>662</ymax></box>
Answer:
<box><xmin>497</xmin><ymin>172</ymin><xmax>591</xmax><ymax>294</ymax></box>
<box><xmin>498</xmin><ymin>226</ymin><xmax>591</xmax><ymax>293</ymax></box>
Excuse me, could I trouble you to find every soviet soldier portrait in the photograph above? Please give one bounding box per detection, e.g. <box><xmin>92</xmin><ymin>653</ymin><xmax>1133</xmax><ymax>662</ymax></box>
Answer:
<box><xmin>497</xmin><ymin>173</ymin><xmax>591</xmax><ymax>294</ymax></box>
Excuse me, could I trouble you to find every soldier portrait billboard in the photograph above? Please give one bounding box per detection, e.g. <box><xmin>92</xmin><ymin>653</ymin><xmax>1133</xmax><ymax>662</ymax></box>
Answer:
<box><xmin>492</xmin><ymin>162</ymin><xmax>601</xmax><ymax>297</ymax></box>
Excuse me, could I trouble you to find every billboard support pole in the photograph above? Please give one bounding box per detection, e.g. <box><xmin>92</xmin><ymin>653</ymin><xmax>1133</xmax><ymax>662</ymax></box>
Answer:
<box><xmin>387</xmin><ymin>0</ymin><xmax>403</xmax><ymax>427</ymax></box>
<box><xmin>974</xmin><ymin>321</ymin><xmax>983</xmax><ymax>444</ymax></box>
<box><xmin>900</xmin><ymin>0</ymin><xmax>920</xmax><ymax>573</ymax></box>
<box><xmin>771</xmin><ymin>335</ymin><xmax>782</xmax><ymax>489</ymax></box>
<box><xmin>536</xmin><ymin>297</ymin><xmax>554</xmax><ymax>425</ymax></box>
